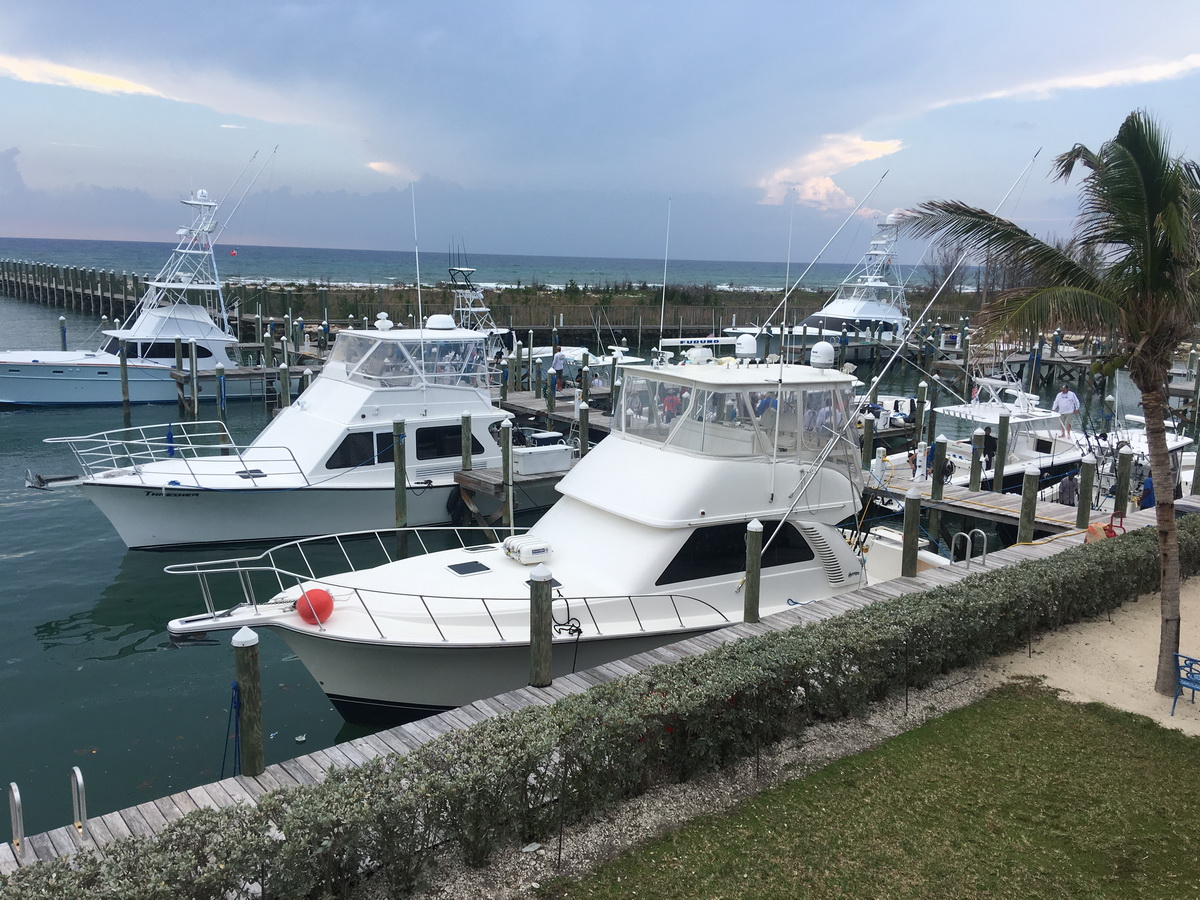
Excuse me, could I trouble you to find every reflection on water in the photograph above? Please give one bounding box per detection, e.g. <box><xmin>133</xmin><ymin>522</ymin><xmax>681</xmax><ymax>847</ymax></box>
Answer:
<box><xmin>34</xmin><ymin>552</ymin><xmax>183</xmax><ymax>657</ymax></box>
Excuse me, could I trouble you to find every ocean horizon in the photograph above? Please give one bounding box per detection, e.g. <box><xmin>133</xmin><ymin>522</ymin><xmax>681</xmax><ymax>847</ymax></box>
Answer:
<box><xmin>0</xmin><ymin>235</ymin><xmax>933</xmax><ymax>294</ymax></box>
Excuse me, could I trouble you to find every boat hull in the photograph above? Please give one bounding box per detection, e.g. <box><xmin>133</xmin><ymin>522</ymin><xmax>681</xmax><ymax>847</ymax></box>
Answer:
<box><xmin>273</xmin><ymin>624</ymin><xmax>724</xmax><ymax>725</ymax></box>
<box><xmin>81</xmin><ymin>480</ymin><xmax>557</xmax><ymax>549</ymax></box>
<box><xmin>0</xmin><ymin>361</ymin><xmax>265</xmax><ymax>406</ymax></box>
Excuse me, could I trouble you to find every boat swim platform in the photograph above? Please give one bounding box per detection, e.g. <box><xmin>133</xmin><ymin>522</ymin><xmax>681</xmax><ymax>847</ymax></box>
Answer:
<box><xmin>3</xmin><ymin>504</ymin><xmax>1167</xmax><ymax>874</ymax></box>
<box><xmin>866</xmin><ymin>466</ymin><xmax>1109</xmax><ymax>533</ymax></box>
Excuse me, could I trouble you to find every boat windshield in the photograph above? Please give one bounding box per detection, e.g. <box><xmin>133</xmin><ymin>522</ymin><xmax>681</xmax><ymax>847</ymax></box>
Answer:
<box><xmin>618</xmin><ymin>372</ymin><xmax>860</xmax><ymax>480</ymax></box>
<box><xmin>329</xmin><ymin>333</ymin><xmax>489</xmax><ymax>386</ymax></box>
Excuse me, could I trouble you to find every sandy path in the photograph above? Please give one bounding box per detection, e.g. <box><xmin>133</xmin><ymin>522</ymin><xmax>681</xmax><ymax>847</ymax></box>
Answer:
<box><xmin>986</xmin><ymin>578</ymin><xmax>1200</xmax><ymax>735</ymax></box>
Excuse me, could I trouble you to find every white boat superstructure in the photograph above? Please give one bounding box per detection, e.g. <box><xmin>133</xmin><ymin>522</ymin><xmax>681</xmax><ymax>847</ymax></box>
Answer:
<box><xmin>930</xmin><ymin>375</ymin><xmax>1084</xmax><ymax>491</ymax></box>
<box><xmin>167</xmin><ymin>349</ymin><xmax>872</xmax><ymax>722</ymax></box>
<box><xmin>45</xmin><ymin>313</ymin><xmax>559</xmax><ymax>549</ymax></box>
<box><xmin>0</xmin><ymin>191</ymin><xmax>252</xmax><ymax>406</ymax></box>
<box><xmin>1059</xmin><ymin>411</ymin><xmax>1192</xmax><ymax>510</ymax></box>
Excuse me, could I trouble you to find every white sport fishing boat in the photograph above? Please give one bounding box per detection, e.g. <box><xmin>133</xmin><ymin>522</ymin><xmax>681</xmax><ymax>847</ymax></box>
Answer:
<box><xmin>0</xmin><ymin>190</ymin><xmax>252</xmax><ymax>406</ymax></box>
<box><xmin>166</xmin><ymin>343</ymin><xmax>875</xmax><ymax>722</ymax></box>
<box><xmin>928</xmin><ymin>375</ymin><xmax>1083</xmax><ymax>491</ymax></box>
<box><xmin>41</xmin><ymin>313</ymin><xmax>561</xmax><ymax>549</ymax></box>
<box><xmin>727</xmin><ymin>214</ymin><xmax>911</xmax><ymax>358</ymax></box>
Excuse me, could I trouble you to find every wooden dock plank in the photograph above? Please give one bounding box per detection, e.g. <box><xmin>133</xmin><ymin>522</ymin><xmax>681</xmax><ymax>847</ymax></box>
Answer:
<box><xmin>261</xmin><ymin>763</ymin><xmax>303</xmax><ymax>789</ymax></box>
<box><xmin>133</xmin><ymin>801</ymin><xmax>170</xmax><ymax>834</ymax></box>
<box><xmin>114</xmin><ymin>805</ymin><xmax>154</xmax><ymax>839</ymax></box>
<box><xmin>81</xmin><ymin>814</ymin><xmax>117</xmax><ymax>851</ymax></box>
<box><xmin>277</xmin><ymin>758</ymin><xmax>321</xmax><ymax>786</ymax></box>
<box><xmin>216</xmin><ymin>777</ymin><xmax>260</xmax><ymax>808</ymax></box>
<box><xmin>0</xmin><ymin>841</ymin><xmax>21</xmax><ymax>875</ymax></box>
<box><xmin>43</xmin><ymin>826</ymin><xmax>82</xmax><ymax>859</ymax></box>
<box><xmin>334</xmin><ymin>741</ymin><xmax>373</xmax><ymax>767</ymax></box>
<box><xmin>23</xmin><ymin>833</ymin><xmax>59</xmax><ymax>864</ymax></box>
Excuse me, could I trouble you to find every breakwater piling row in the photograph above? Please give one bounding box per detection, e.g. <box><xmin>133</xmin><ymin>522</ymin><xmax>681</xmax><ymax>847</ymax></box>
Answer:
<box><xmin>0</xmin><ymin>259</ymin><xmax>143</xmax><ymax>322</ymax></box>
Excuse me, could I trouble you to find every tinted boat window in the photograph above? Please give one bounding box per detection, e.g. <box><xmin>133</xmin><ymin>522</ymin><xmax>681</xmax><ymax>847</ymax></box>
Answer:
<box><xmin>141</xmin><ymin>342</ymin><xmax>215</xmax><ymax>360</ymax></box>
<box><xmin>655</xmin><ymin>521</ymin><xmax>815</xmax><ymax>586</ymax></box>
<box><xmin>325</xmin><ymin>432</ymin><xmax>377</xmax><ymax>470</ymax></box>
<box><xmin>415</xmin><ymin>426</ymin><xmax>485</xmax><ymax>460</ymax></box>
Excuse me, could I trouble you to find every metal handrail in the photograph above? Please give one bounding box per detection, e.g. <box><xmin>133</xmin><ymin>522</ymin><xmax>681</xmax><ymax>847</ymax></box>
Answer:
<box><xmin>8</xmin><ymin>782</ymin><xmax>22</xmax><ymax>859</ymax></box>
<box><xmin>166</xmin><ymin>526</ymin><xmax>730</xmax><ymax>643</ymax></box>
<box><xmin>71</xmin><ymin>766</ymin><xmax>87</xmax><ymax>839</ymax></box>
<box><xmin>46</xmin><ymin>420</ymin><xmax>309</xmax><ymax>486</ymax></box>
<box><xmin>950</xmin><ymin>528</ymin><xmax>989</xmax><ymax>568</ymax></box>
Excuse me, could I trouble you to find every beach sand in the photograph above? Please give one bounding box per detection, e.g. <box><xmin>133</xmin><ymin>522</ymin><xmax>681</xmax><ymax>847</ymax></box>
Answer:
<box><xmin>986</xmin><ymin>577</ymin><xmax>1200</xmax><ymax>735</ymax></box>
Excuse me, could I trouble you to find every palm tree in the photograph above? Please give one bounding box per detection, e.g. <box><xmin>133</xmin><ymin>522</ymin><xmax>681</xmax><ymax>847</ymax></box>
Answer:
<box><xmin>905</xmin><ymin>110</ymin><xmax>1200</xmax><ymax>695</ymax></box>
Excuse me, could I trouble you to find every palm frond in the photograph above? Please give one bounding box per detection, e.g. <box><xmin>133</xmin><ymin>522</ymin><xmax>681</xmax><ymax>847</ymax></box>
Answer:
<box><xmin>974</xmin><ymin>285</ymin><xmax>1122</xmax><ymax>342</ymax></box>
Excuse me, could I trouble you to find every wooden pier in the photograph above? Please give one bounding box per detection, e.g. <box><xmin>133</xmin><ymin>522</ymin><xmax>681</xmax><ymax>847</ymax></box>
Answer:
<box><xmin>2</xmin><ymin>504</ymin><xmax>1162</xmax><ymax>875</ymax></box>
<box><xmin>865</xmin><ymin>466</ymin><xmax>1103</xmax><ymax>532</ymax></box>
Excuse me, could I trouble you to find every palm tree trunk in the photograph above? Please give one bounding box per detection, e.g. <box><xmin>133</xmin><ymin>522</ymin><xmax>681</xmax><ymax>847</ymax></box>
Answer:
<box><xmin>1140</xmin><ymin>384</ymin><xmax>1182</xmax><ymax>694</ymax></box>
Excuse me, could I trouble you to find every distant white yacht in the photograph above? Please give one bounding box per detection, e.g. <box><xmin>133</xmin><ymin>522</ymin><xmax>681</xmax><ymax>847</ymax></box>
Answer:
<box><xmin>0</xmin><ymin>190</ymin><xmax>249</xmax><ymax>406</ymax></box>
<box><xmin>727</xmin><ymin>214</ymin><xmax>911</xmax><ymax>357</ymax></box>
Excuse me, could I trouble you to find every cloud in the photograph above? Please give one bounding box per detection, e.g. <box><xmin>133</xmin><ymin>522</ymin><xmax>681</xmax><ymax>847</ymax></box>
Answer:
<box><xmin>220</xmin><ymin>124</ymin><xmax>247</xmax><ymax>130</ymax></box>
<box><xmin>758</xmin><ymin>134</ymin><xmax>903</xmax><ymax>209</ymax></box>
<box><xmin>0</xmin><ymin>147</ymin><xmax>27</xmax><ymax>194</ymax></box>
<box><xmin>933</xmin><ymin>53</ymin><xmax>1200</xmax><ymax>108</ymax></box>
<box><xmin>0</xmin><ymin>54</ymin><xmax>166</xmax><ymax>98</ymax></box>
<box><xmin>367</xmin><ymin>160</ymin><xmax>417</xmax><ymax>180</ymax></box>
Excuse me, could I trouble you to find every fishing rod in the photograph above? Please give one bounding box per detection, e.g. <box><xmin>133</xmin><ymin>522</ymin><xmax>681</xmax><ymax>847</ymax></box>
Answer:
<box><xmin>657</xmin><ymin>197</ymin><xmax>672</xmax><ymax>348</ymax></box>
<box><xmin>411</xmin><ymin>182</ymin><xmax>428</xmax><ymax>418</ymax></box>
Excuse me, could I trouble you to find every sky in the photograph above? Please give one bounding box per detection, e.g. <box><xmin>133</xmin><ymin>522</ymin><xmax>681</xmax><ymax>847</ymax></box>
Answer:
<box><xmin>1</xmin><ymin>1</ymin><xmax>1199</xmax><ymax>266</ymax></box>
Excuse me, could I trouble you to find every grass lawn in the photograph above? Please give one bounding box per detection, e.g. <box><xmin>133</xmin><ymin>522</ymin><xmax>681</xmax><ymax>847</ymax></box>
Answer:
<box><xmin>536</xmin><ymin>683</ymin><xmax>1200</xmax><ymax>899</ymax></box>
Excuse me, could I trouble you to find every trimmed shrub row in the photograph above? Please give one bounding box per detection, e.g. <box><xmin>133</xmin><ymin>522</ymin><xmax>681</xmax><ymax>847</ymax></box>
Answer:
<box><xmin>5</xmin><ymin>518</ymin><xmax>1196</xmax><ymax>899</ymax></box>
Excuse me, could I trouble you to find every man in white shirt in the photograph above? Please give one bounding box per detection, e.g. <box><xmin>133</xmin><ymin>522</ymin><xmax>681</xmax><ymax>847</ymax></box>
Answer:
<box><xmin>551</xmin><ymin>345</ymin><xmax>565</xmax><ymax>393</ymax></box>
<box><xmin>1051</xmin><ymin>384</ymin><xmax>1081</xmax><ymax>437</ymax></box>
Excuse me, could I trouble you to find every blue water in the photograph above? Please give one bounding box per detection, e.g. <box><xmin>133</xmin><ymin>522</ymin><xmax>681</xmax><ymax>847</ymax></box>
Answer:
<box><xmin>0</xmin><ymin>236</ymin><xmax>926</xmax><ymax>293</ymax></box>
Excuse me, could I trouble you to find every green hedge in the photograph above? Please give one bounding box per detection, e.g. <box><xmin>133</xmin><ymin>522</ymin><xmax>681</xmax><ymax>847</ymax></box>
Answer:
<box><xmin>5</xmin><ymin>518</ymin><xmax>1197</xmax><ymax>899</ymax></box>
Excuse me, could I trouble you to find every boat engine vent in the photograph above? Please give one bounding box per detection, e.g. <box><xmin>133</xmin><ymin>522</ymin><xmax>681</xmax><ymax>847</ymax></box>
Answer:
<box><xmin>797</xmin><ymin>524</ymin><xmax>848</xmax><ymax>584</ymax></box>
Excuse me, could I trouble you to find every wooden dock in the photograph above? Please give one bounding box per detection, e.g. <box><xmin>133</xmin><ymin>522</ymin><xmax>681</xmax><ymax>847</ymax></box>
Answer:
<box><xmin>865</xmin><ymin>465</ymin><xmax>1103</xmax><ymax>532</ymax></box>
<box><xmin>1</xmin><ymin>505</ymin><xmax>1163</xmax><ymax>874</ymax></box>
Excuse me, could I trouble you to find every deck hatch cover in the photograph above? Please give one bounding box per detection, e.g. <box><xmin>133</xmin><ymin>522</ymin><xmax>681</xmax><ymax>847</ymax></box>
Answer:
<box><xmin>448</xmin><ymin>560</ymin><xmax>490</xmax><ymax>576</ymax></box>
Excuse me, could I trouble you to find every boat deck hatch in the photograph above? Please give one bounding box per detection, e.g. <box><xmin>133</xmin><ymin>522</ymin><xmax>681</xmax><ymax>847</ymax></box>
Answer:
<box><xmin>448</xmin><ymin>560</ymin><xmax>490</xmax><ymax>576</ymax></box>
<box><xmin>235</xmin><ymin>469</ymin><xmax>267</xmax><ymax>479</ymax></box>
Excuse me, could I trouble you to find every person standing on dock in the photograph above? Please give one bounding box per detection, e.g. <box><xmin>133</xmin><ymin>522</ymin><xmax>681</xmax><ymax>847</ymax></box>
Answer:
<box><xmin>1052</xmin><ymin>384</ymin><xmax>1081</xmax><ymax>437</ymax></box>
<box><xmin>551</xmin><ymin>345</ymin><xmax>565</xmax><ymax>394</ymax></box>
<box><xmin>982</xmin><ymin>426</ymin><xmax>998</xmax><ymax>469</ymax></box>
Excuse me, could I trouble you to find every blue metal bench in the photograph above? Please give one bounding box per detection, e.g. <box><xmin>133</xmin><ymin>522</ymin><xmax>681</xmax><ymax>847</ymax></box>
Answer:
<box><xmin>1172</xmin><ymin>654</ymin><xmax>1200</xmax><ymax>716</ymax></box>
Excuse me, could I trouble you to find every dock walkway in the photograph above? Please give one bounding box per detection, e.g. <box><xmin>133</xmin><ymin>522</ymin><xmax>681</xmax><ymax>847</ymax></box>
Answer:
<box><xmin>866</xmin><ymin>466</ymin><xmax>1101</xmax><ymax>532</ymax></box>
<box><xmin>1</xmin><ymin>506</ymin><xmax>1163</xmax><ymax>874</ymax></box>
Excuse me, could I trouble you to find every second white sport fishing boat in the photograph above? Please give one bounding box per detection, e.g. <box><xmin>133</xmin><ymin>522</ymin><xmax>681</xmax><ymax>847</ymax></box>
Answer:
<box><xmin>166</xmin><ymin>343</ymin><xmax>876</xmax><ymax>722</ymax></box>
<box><xmin>0</xmin><ymin>189</ymin><xmax>256</xmax><ymax>406</ymax></box>
<box><xmin>42</xmin><ymin>313</ymin><xmax>560</xmax><ymax>548</ymax></box>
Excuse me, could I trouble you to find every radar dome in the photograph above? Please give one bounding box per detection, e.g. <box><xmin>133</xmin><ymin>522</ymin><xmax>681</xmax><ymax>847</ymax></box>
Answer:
<box><xmin>425</xmin><ymin>314</ymin><xmax>456</xmax><ymax>330</ymax></box>
<box><xmin>196</xmin><ymin>189</ymin><xmax>208</xmax><ymax>201</ymax></box>
<box><xmin>734</xmin><ymin>334</ymin><xmax>758</xmax><ymax>358</ymax></box>
<box><xmin>810</xmin><ymin>341</ymin><xmax>835</xmax><ymax>368</ymax></box>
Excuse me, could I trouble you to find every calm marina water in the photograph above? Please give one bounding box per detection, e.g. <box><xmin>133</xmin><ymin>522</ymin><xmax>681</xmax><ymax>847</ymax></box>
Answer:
<box><xmin>0</xmin><ymin>240</ymin><xmax>1131</xmax><ymax>839</ymax></box>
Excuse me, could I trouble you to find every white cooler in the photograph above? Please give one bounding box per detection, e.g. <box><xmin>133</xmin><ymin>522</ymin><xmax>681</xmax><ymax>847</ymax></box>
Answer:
<box><xmin>513</xmin><ymin>445</ymin><xmax>573</xmax><ymax>475</ymax></box>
